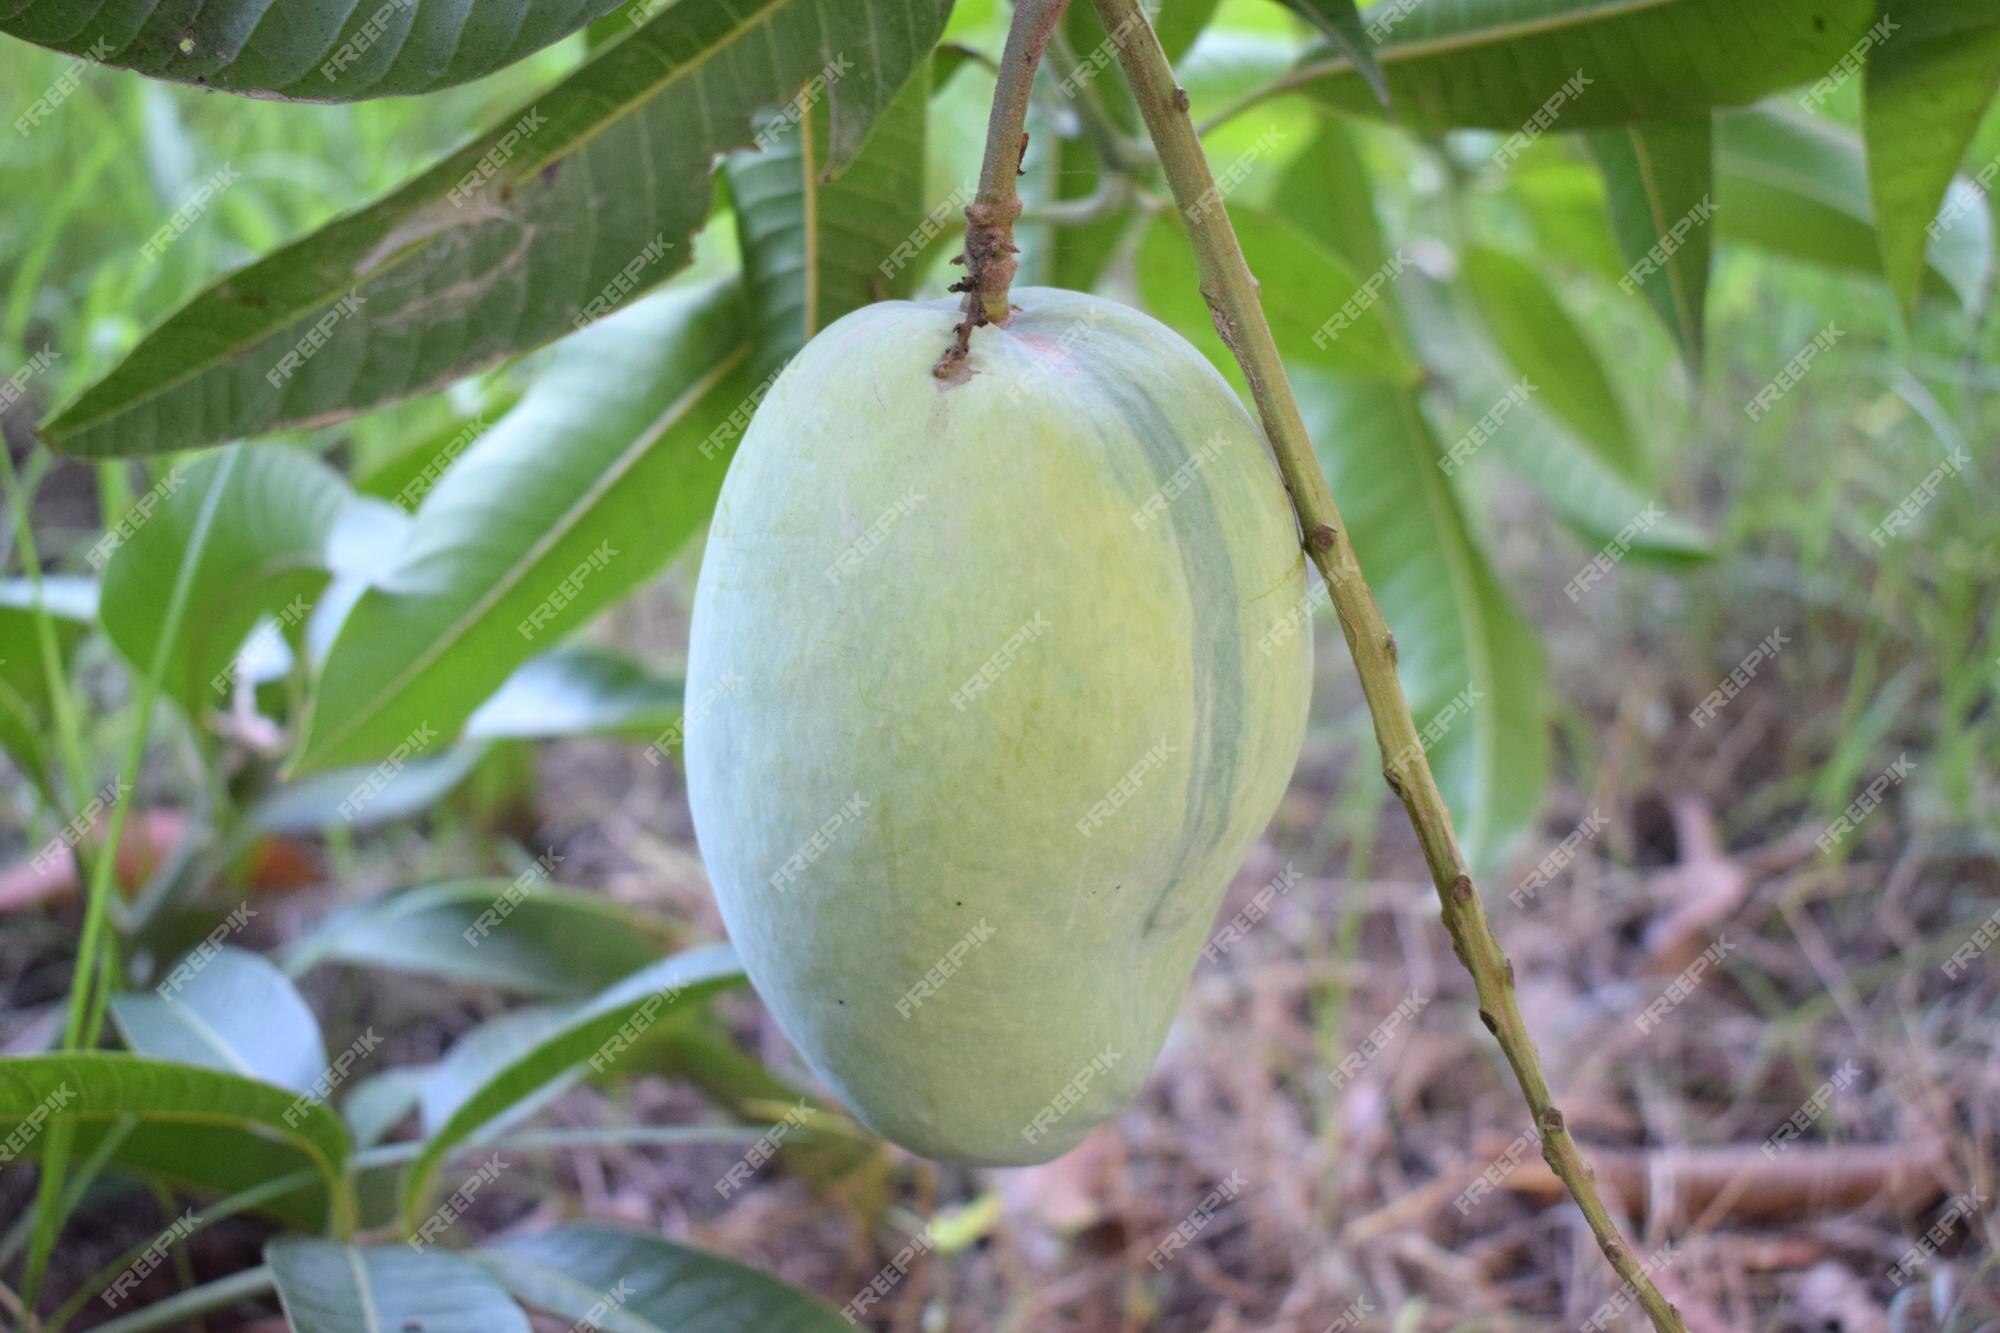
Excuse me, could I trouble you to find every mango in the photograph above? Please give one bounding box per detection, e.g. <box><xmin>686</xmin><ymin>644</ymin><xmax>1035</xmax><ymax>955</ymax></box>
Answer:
<box><xmin>685</xmin><ymin>288</ymin><xmax>1311</xmax><ymax>1164</ymax></box>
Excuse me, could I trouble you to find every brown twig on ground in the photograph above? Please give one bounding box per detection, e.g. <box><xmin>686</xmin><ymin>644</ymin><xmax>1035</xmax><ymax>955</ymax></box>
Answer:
<box><xmin>933</xmin><ymin>0</ymin><xmax>1070</xmax><ymax>380</ymax></box>
<box><xmin>1080</xmin><ymin>0</ymin><xmax>1685</xmax><ymax>1327</ymax></box>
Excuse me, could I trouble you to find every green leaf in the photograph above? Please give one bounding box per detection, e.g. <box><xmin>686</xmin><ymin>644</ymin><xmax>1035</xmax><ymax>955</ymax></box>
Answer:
<box><xmin>1863</xmin><ymin>3</ymin><xmax>2000</xmax><ymax>317</ymax></box>
<box><xmin>268</xmin><ymin>1239</ymin><xmax>530</xmax><ymax>1332</ymax></box>
<box><xmin>99</xmin><ymin>447</ymin><xmax>349</xmax><ymax>716</ymax></box>
<box><xmin>242</xmin><ymin>745</ymin><xmax>487</xmax><ymax>835</ymax></box>
<box><xmin>1301</xmin><ymin>0</ymin><xmax>1875</xmax><ymax>131</ymax></box>
<box><xmin>343</xmin><ymin>1067</ymin><xmax>429</xmax><ymax>1149</ymax></box>
<box><xmin>39</xmin><ymin>0</ymin><xmax>954</xmax><ymax>458</ymax></box>
<box><xmin>1137</xmin><ymin>208</ymin><xmax>1419</xmax><ymax>387</ymax></box>
<box><xmin>1272</xmin><ymin>117</ymin><xmax>1390</xmax><ymax>273</ymax></box>
<box><xmin>726</xmin><ymin>69</ymin><xmax>929</xmax><ymax>377</ymax></box>
<box><xmin>1458</xmin><ymin>245</ymin><xmax>1642</xmax><ymax>483</ymax></box>
<box><xmin>1584</xmin><ymin>113</ymin><xmax>1715</xmax><ymax>366</ymax></box>
<box><xmin>0</xmin><ymin>0</ymin><xmax>626</xmax><ymax>102</ymax></box>
<box><xmin>465</xmin><ymin>645</ymin><xmax>685</xmax><ymax>743</ymax></box>
<box><xmin>293</xmin><ymin>281</ymin><xmax>750</xmax><ymax>774</ymax></box>
<box><xmin>1296</xmin><ymin>373</ymin><xmax>1547</xmax><ymax>871</ymax></box>
<box><xmin>0</xmin><ymin>576</ymin><xmax>95</xmax><ymax>795</ymax></box>
<box><xmin>286</xmin><ymin>879</ymin><xmax>680</xmax><ymax>999</ymax></box>
<box><xmin>478</xmin><ymin>1222</ymin><xmax>849</xmax><ymax>1331</ymax></box>
<box><xmin>1271</xmin><ymin>0</ymin><xmax>1388</xmax><ymax>105</ymax></box>
<box><xmin>1718</xmin><ymin>106</ymin><xmax>1994</xmax><ymax>308</ymax></box>
<box><xmin>399</xmin><ymin>945</ymin><xmax>744</xmax><ymax>1225</ymax></box>
<box><xmin>110</xmin><ymin>946</ymin><xmax>329</xmax><ymax>1094</ymax></box>
<box><xmin>0</xmin><ymin>1053</ymin><xmax>352</xmax><ymax>1231</ymax></box>
<box><xmin>1159</xmin><ymin>0</ymin><xmax>1225</xmax><ymax>63</ymax></box>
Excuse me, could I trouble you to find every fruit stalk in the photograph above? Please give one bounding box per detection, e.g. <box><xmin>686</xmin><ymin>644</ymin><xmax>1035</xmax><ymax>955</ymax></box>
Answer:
<box><xmin>935</xmin><ymin>0</ymin><xmax>1071</xmax><ymax>378</ymax></box>
<box><xmin>1080</xmin><ymin>1</ymin><xmax>1686</xmax><ymax>1328</ymax></box>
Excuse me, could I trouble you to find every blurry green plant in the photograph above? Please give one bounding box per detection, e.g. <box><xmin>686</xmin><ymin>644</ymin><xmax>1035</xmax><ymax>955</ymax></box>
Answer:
<box><xmin>0</xmin><ymin>0</ymin><xmax>1994</xmax><ymax>1327</ymax></box>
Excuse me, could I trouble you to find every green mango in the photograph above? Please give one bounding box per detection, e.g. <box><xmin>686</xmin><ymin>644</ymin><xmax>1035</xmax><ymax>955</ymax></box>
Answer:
<box><xmin>685</xmin><ymin>287</ymin><xmax>1311</xmax><ymax>1164</ymax></box>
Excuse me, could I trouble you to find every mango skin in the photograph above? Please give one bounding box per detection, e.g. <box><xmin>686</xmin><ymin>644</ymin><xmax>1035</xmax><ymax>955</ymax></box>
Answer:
<box><xmin>684</xmin><ymin>288</ymin><xmax>1311</xmax><ymax>1165</ymax></box>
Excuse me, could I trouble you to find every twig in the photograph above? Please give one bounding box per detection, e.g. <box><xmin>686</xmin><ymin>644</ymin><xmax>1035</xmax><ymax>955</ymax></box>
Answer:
<box><xmin>934</xmin><ymin>0</ymin><xmax>1072</xmax><ymax>379</ymax></box>
<box><xmin>1081</xmin><ymin>1</ymin><xmax>1686</xmax><ymax>1328</ymax></box>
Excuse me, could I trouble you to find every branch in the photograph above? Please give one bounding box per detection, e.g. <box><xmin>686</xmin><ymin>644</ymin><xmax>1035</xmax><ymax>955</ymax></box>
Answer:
<box><xmin>1082</xmin><ymin>2</ymin><xmax>1687</xmax><ymax>1329</ymax></box>
<box><xmin>935</xmin><ymin>0</ymin><xmax>1072</xmax><ymax>379</ymax></box>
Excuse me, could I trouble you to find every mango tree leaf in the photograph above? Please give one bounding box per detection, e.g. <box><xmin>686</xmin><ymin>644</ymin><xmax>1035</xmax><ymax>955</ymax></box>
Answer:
<box><xmin>725</xmin><ymin>70</ymin><xmax>929</xmax><ymax>378</ymax></box>
<box><xmin>400</xmin><ymin>945</ymin><xmax>744</xmax><ymax>1225</ymax></box>
<box><xmin>1296</xmin><ymin>372</ymin><xmax>1548</xmax><ymax>871</ymax></box>
<box><xmin>1271</xmin><ymin>0</ymin><xmax>1387</xmax><ymax>105</ymax></box>
<box><xmin>1584</xmin><ymin>113</ymin><xmax>1715</xmax><ymax>365</ymax></box>
<box><xmin>1272</xmin><ymin>117</ymin><xmax>1389</xmax><ymax>273</ymax></box>
<box><xmin>268</xmin><ymin>1239</ymin><xmax>530</xmax><ymax>1333</ymax></box>
<box><xmin>477</xmin><ymin>1222</ymin><xmax>849</xmax><ymax>1331</ymax></box>
<box><xmin>1301</xmin><ymin>0</ymin><xmax>1874</xmax><ymax>131</ymax></box>
<box><xmin>241</xmin><ymin>745</ymin><xmax>486</xmax><ymax>836</ymax></box>
<box><xmin>1457</xmin><ymin>245</ymin><xmax>1643</xmax><ymax>483</ymax></box>
<box><xmin>0</xmin><ymin>0</ymin><xmax>626</xmax><ymax>102</ymax></box>
<box><xmin>465</xmin><ymin>645</ymin><xmax>684</xmax><ymax>743</ymax></box>
<box><xmin>110</xmin><ymin>946</ymin><xmax>328</xmax><ymax>1094</ymax></box>
<box><xmin>99</xmin><ymin>446</ymin><xmax>349</xmax><ymax>715</ymax></box>
<box><xmin>0</xmin><ymin>575</ymin><xmax>95</xmax><ymax>796</ymax></box>
<box><xmin>39</xmin><ymin>0</ymin><xmax>955</xmax><ymax>458</ymax></box>
<box><xmin>1159</xmin><ymin>0</ymin><xmax>1225</xmax><ymax>63</ymax></box>
<box><xmin>293</xmin><ymin>281</ymin><xmax>749</xmax><ymax>774</ymax></box>
<box><xmin>286</xmin><ymin>880</ymin><xmax>680</xmax><ymax>999</ymax></box>
<box><xmin>1137</xmin><ymin>209</ymin><xmax>1419</xmax><ymax>386</ymax></box>
<box><xmin>0</xmin><ymin>1053</ymin><xmax>353</xmax><ymax>1231</ymax></box>
<box><xmin>343</xmin><ymin>1066</ymin><xmax>429</xmax><ymax>1148</ymax></box>
<box><xmin>1718</xmin><ymin>106</ymin><xmax>1995</xmax><ymax>308</ymax></box>
<box><xmin>1863</xmin><ymin>2</ymin><xmax>2000</xmax><ymax>317</ymax></box>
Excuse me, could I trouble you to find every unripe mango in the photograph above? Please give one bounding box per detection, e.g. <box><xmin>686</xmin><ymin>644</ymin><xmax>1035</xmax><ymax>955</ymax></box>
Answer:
<box><xmin>685</xmin><ymin>288</ymin><xmax>1310</xmax><ymax>1164</ymax></box>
